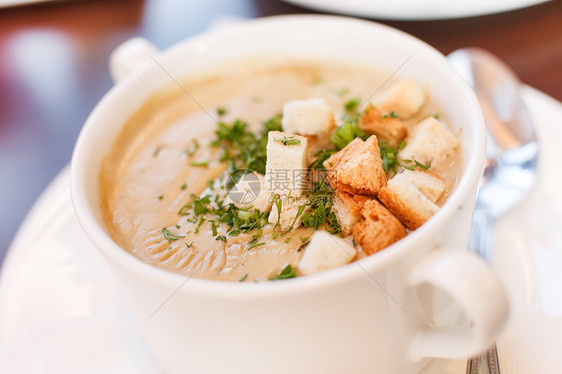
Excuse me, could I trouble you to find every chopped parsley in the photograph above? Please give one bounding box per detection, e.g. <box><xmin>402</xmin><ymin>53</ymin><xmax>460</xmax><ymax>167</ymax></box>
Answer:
<box><xmin>344</xmin><ymin>98</ymin><xmax>360</xmax><ymax>112</ymax></box>
<box><xmin>194</xmin><ymin>217</ymin><xmax>206</xmax><ymax>234</ymax></box>
<box><xmin>180</xmin><ymin>183</ymin><xmax>187</xmax><ymax>190</ymax></box>
<box><xmin>212</xmin><ymin>119</ymin><xmax>268</xmax><ymax>174</ymax></box>
<box><xmin>162</xmin><ymin>227</ymin><xmax>185</xmax><ymax>242</ymax></box>
<box><xmin>247</xmin><ymin>238</ymin><xmax>265</xmax><ymax>250</ymax></box>
<box><xmin>185</xmin><ymin>138</ymin><xmax>199</xmax><ymax>156</ymax></box>
<box><xmin>274</xmin><ymin>136</ymin><xmax>301</xmax><ymax>146</ymax></box>
<box><xmin>270</xmin><ymin>264</ymin><xmax>297</xmax><ymax>280</ymax></box>
<box><xmin>300</xmin><ymin>197</ymin><xmax>340</xmax><ymax>235</ymax></box>
<box><xmin>215</xmin><ymin>235</ymin><xmax>227</xmax><ymax>242</ymax></box>
<box><xmin>158</xmin><ymin>194</ymin><xmax>164</xmax><ymax>200</ymax></box>
<box><xmin>185</xmin><ymin>242</ymin><xmax>194</xmax><ymax>248</ymax></box>
<box><xmin>379</xmin><ymin>140</ymin><xmax>406</xmax><ymax>174</ymax></box>
<box><xmin>262</xmin><ymin>113</ymin><xmax>283</xmax><ymax>132</ymax></box>
<box><xmin>308</xmin><ymin>149</ymin><xmax>334</xmax><ymax>170</ymax></box>
<box><xmin>329</xmin><ymin>121</ymin><xmax>369</xmax><ymax>150</ymax></box>
<box><xmin>379</xmin><ymin>141</ymin><xmax>432</xmax><ymax>174</ymax></box>
<box><xmin>216</xmin><ymin>107</ymin><xmax>227</xmax><ymax>116</ymax></box>
<box><xmin>401</xmin><ymin>159</ymin><xmax>432</xmax><ymax>171</ymax></box>
<box><xmin>239</xmin><ymin>274</ymin><xmax>248</xmax><ymax>282</ymax></box>
<box><xmin>382</xmin><ymin>111</ymin><xmax>399</xmax><ymax>118</ymax></box>
<box><xmin>190</xmin><ymin>160</ymin><xmax>209</xmax><ymax>167</ymax></box>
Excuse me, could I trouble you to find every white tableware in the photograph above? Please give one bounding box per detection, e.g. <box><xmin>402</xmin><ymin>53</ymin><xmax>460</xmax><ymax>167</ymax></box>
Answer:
<box><xmin>69</xmin><ymin>15</ymin><xmax>506</xmax><ymax>374</ymax></box>
<box><xmin>2</xmin><ymin>85</ymin><xmax>561</xmax><ymax>374</ymax></box>
<box><xmin>282</xmin><ymin>0</ymin><xmax>550</xmax><ymax>20</ymax></box>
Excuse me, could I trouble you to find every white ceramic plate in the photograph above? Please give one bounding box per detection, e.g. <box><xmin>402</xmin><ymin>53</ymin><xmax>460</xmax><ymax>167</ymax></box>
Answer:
<box><xmin>282</xmin><ymin>0</ymin><xmax>550</xmax><ymax>20</ymax></box>
<box><xmin>0</xmin><ymin>85</ymin><xmax>560</xmax><ymax>373</ymax></box>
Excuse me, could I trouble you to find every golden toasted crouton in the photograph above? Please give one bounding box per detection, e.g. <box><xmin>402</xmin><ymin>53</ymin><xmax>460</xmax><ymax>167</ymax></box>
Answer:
<box><xmin>332</xmin><ymin>190</ymin><xmax>370</xmax><ymax>236</ymax></box>
<box><xmin>298</xmin><ymin>231</ymin><xmax>357</xmax><ymax>275</ymax></box>
<box><xmin>375</xmin><ymin>78</ymin><xmax>426</xmax><ymax>119</ymax></box>
<box><xmin>398</xmin><ymin>117</ymin><xmax>459</xmax><ymax>174</ymax></box>
<box><xmin>378</xmin><ymin>169</ymin><xmax>445</xmax><ymax>230</ymax></box>
<box><xmin>265</xmin><ymin>131</ymin><xmax>308</xmax><ymax>198</ymax></box>
<box><xmin>352</xmin><ymin>199</ymin><xmax>407</xmax><ymax>255</ymax></box>
<box><xmin>282</xmin><ymin>98</ymin><xmax>336</xmax><ymax>136</ymax></box>
<box><xmin>322</xmin><ymin>136</ymin><xmax>386</xmax><ymax>195</ymax></box>
<box><xmin>358</xmin><ymin>106</ymin><xmax>407</xmax><ymax>145</ymax></box>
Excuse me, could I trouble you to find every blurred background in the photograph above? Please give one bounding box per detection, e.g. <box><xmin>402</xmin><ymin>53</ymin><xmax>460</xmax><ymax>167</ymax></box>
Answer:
<box><xmin>0</xmin><ymin>0</ymin><xmax>561</xmax><ymax>263</ymax></box>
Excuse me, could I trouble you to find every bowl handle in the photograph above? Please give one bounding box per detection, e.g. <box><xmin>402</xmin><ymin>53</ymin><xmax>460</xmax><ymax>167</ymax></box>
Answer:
<box><xmin>109</xmin><ymin>37</ymin><xmax>160</xmax><ymax>84</ymax></box>
<box><xmin>407</xmin><ymin>248</ymin><xmax>509</xmax><ymax>360</ymax></box>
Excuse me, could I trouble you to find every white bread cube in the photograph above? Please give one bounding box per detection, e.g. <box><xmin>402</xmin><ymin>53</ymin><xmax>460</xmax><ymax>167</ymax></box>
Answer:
<box><xmin>298</xmin><ymin>231</ymin><xmax>357</xmax><ymax>275</ymax></box>
<box><xmin>378</xmin><ymin>169</ymin><xmax>445</xmax><ymax>230</ymax></box>
<box><xmin>224</xmin><ymin>173</ymin><xmax>272</xmax><ymax>212</ymax></box>
<box><xmin>281</xmin><ymin>98</ymin><xmax>335</xmax><ymax>136</ymax></box>
<box><xmin>265</xmin><ymin>131</ymin><xmax>308</xmax><ymax>197</ymax></box>
<box><xmin>375</xmin><ymin>79</ymin><xmax>425</xmax><ymax>119</ymax></box>
<box><xmin>399</xmin><ymin>117</ymin><xmax>459</xmax><ymax>172</ymax></box>
<box><xmin>398</xmin><ymin>169</ymin><xmax>446</xmax><ymax>203</ymax></box>
<box><xmin>268</xmin><ymin>196</ymin><xmax>309</xmax><ymax>231</ymax></box>
<box><xmin>332</xmin><ymin>190</ymin><xmax>370</xmax><ymax>236</ymax></box>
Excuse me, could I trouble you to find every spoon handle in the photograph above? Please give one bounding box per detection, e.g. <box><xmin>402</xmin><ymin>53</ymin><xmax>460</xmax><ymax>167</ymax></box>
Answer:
<box><xmin>467</xmin><ymin>209</ymin><xmax>502</xmax><ymax>374</ymax></box>
<box><xmin>467</xmin><ymin>345</ymin><xmax>500</xmax><ymax>374</ymax></box>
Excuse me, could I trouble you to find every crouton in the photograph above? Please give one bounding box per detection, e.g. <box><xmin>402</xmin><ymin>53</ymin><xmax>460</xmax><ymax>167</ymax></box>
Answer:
<box><xmin>398</xmin><ymin>117</ymin><xmax>459</xmax><ymax>173</ymax></box>
<box><xmin>358</xmin><ymin>106</ymin><xmax>407</xmax><ymax>145</ymax></box>
<box><xmin>399</xmin><ymin>169</ymin><xmax>446</xmax><ymax>203</ymax></box>
<box><xmin>322</xmin><ymin>136</ymin><xmax>386</xmax><ymax>195</ymax></box>
<box><xmin>332</xmin><ymin>190</ymin><xmax>370</xmax><ymax>236</ymax></box>
<box><xmin>352</xmin><ymin>199</ymin><xmax>407</xmax><ymax>255</ymax></box>
<box><xmin>268</xmin><ymin>196</ymin><xmax>309</xmax><ymax>231</ymax></box>
<box><xmin>378</xmin><ymin>169</ymin><xmax>445</xmax><ymax>230</ymax></box>
<box><xmin>298</xmin><ymin>231</ymin><xmax>357</xmax><ymax>275</ymax></box>
<box><xmin>224</xmin><ymin>173</ymin><xmax>272</xmax><ymax>212</ymax></box>
<box><xmin>264</xmin><ymin>131</ymin><xmax>308</xmax><ymax>197</ymax></box>
<box><xmin>375</xmin><ymin>79</ymin><xmax>425</xmax><ymax>119</ymax></box>
<box><xmin>282</xmin><ymin>98</ymin><xmax>336</xmax><ymax>136</ymax></box>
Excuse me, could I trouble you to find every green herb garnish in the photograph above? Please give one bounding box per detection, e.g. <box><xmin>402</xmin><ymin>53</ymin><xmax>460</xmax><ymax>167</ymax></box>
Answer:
<box><xmin>308</xmin><ymin>149</ymin><xmax>334</xmax><ymax>170</ymax></box>
<box><xmin>185</xmin><ymin>242</ymin><xmax>194</xmax><ymax>248</ymax></box>
<box><xmin>190</xmin><ymin>160</ymin><xmax>209</xmax><ymax>167</ymax></box>
<box><xmin>239</xmin><ymin>274</ymin><xmax>248</xmax><ymax>282</ymax></box>
<box><xmin>215</xmin><ymin>235</ymin><xmax>227</xmax><ymax>242</ymax></box>
<box><xmin>329</xmin><ymin>121</ymin><xmax>369</xmax><ymax>150</ymax></box>
<box><xmin>180</xmin><ymin>183</ymin><xmax>187</xmax><ymax>190</ymax></box>
<box><xmin>185</xmin><ymin>138</ymin><xmax>199</xmax><ymax>156</ymax></box>
<box><xmin>274</xmin><ymin>136</ymin><xmax>301</xmax><ymax>146</ymax></box>
<box><xmin>344</xmin><ymin>98</ymin><xmax>360</xmax><ymax>112</ymax></box>
<box><xmin>270</xmin><ymin>264</ymin><xmax>297</xmax><ymax>280</ymax></box>
<box><xmin>382</xmin><ymin>111</ymin><xmax>399</xmax><ymax>118</ymax></box>
<box><xmin>216</xmin><ymin>107</ymin><xmax>227</xmax><ymax>116</ymax></box>
<box><xmin>162</xmin><ymin>227</ymin><xmax>185</xmax><ymax>242</ymax></box>
<box><xmin>194</xmin><ymin>217</ymin><xmax>206</xmax><ymax>234</ymax></box>
<box><xmin>379</xmin><ymin>140</ymin><xmax>406</xmax><ymax>174</ymax></box>
<box><xmin>300</xmin><ymin>196</ymin><xmax>340</xmax><ymax>235</ymax></box>
<box><xmin>158</xmin><ymin>194</ymin><xmax>164</xmax><ymax>200</ymax></box>
<box><xmin>247</xmin><ymin>238</ymin><xmax>265</xmax><ymax>250</ymax></box>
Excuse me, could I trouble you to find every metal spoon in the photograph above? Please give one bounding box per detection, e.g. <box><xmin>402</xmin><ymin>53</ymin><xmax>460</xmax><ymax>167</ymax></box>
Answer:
<box><xmin>447</xmin><ymin>48</ymin><xmax>539</xmax><ymax>374</ymax></box>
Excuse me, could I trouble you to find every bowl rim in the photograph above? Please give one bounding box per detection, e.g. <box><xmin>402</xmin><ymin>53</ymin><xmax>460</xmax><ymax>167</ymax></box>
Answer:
<box><xmin>70</xmin><ymin>14</ymin><xmax>486</xmax><ymax>299</ymax></box>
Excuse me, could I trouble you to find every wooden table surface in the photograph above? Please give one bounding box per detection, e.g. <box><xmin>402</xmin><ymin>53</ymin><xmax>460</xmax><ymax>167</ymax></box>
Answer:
<box><xmin>0</xmin><ymin>0</ymin><xmax>560</xmax><ymax>261</ymax></box>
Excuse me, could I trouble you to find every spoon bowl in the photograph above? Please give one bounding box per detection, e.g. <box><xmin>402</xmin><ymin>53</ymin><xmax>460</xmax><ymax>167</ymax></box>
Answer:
<box><xmin>448</xmin><ymin>47</ymin><xmax>539</xmax><ymax>374</ymax></box>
